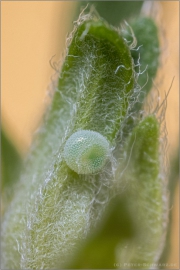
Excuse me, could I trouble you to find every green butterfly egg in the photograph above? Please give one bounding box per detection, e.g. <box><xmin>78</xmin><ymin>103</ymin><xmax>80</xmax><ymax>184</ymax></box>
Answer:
<box><xmin>64</xmin><ymin>130</ymin><xmax>110</xmax><ymax>174</ymax></box>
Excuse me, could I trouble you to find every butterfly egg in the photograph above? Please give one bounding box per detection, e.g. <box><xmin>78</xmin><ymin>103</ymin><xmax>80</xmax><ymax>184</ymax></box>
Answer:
<box><xmin>64</xmin><ymin>130</ymin><xmax>110</xmax><ymax>174</ymax></box>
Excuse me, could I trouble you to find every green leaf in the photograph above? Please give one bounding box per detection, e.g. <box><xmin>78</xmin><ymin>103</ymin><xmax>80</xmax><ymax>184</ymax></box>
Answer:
<box><xmin>115</xmin><ymin>115</ymin><xmax>168</xmax><ymax>267</ymax></box>
<box><xmin>54</xmin><ymin>19</ymin><xmax>135</xmax><ymax>142</ymax></box>
<box><xmin>78</xmin><ymin>1</ymin><xmax>143</xmax><ymax>26</ymax></box>
<box><xmin>125</xmin><ymin>17</ymin><xmax>160</xmax><ymax>108</ymax></box>
<box><xmin>121</xmin><ymin>16</ymin><xmax>160</xmax><ymax>136</ymax></box>
<box><xmin>1</xmin><ymin>15</ymin><xmax>135</xmax><ymax>269</ymax></box>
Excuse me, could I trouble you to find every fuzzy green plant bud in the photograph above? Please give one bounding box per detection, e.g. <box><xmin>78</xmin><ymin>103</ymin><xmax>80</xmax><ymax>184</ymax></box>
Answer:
<box><xmin>115</xmin><ymin>115</ymin><xmax>168</xmax><ymax>267</ymax></box>
<box><xmin>1</xmin><ymin>12</ymin><xmax>136</xmax><ymax>270</ymax></box>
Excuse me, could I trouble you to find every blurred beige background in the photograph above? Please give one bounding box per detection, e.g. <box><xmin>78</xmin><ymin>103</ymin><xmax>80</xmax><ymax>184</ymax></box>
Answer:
<box><xmin>2</xmin><ymin>1</ymin><xmax>77</xmax><ymax>152</ymax></box>
<box><xmin>1</xmin><ymin>1</ymin><xmax>179</xmax><ymax>268</ymax></box>
<box><xmin>158</xmin><ymin>3</ymin><xmax>179</xmax><ymax>268</ymax></box>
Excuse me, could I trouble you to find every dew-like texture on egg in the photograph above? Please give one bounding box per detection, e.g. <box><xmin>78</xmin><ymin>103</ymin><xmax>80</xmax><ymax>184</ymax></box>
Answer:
<box><xmin>64</xmin><ymin>130</ymin><xmax>110</xmax><ymax>174</ymax></box>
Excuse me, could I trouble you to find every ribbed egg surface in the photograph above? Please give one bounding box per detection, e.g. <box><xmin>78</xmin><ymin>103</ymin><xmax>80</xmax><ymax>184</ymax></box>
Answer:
<box><xmin>64</xmin><ymin>130</ymin><xmax>110</xmax><ymax>174</ymax></box>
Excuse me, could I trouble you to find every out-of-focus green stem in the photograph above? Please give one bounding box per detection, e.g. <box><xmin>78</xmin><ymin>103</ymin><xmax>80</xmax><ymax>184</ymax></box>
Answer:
<box><xmin>1</xmin><ymin>129</ymin><xmax>22</xmax><ymax>212</ymax></box>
